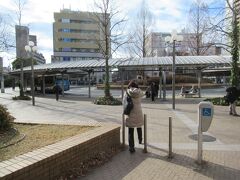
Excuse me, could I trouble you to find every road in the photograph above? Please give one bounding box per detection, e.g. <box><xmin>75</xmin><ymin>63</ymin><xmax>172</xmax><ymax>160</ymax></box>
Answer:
<box><xmin>65</xmin><ymin>85</ymin><xmax>227</xmax><ymax>98</ymax></box>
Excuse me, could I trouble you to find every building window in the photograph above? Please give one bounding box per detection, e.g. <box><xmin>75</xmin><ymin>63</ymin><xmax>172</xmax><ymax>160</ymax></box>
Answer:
<box><xmin>63</xmin><ymin>38</ymin><xmax>71</xmax><ymax>42</ymax></box>
<box><xmin>62</xmin><ymin>18</ymin><xmax>70</xmax><ymax>23</ymax></box>
<box><xmin>63</xmin><ymin>57</ymin><xmax>71</xmax><ymax>61</ymax></box>
<box><xmin>63</xmin><ymin>47</ymin><xmax>71</xmax><ymax>52</ymax></box>
<box><xmin>62</xmin><ymin>28</ymin><xmax>70</xmax><ymax>32</ymax></box>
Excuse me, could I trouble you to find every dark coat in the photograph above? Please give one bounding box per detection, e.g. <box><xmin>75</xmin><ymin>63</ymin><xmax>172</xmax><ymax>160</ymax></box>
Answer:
<box><xmin>151</xmin><ymin>83</ymin><xmax>156</xmax><ymax>96</ymax></box>
<box><xmin>226</xmin><ymin>87</ymin><xmax>239</xmax><ymax>103</ymax></box>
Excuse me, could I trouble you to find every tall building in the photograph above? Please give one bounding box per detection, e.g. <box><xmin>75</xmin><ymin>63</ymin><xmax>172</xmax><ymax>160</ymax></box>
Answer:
<box><xmin>52</xmin><ymin>9</ymin><xmax>109</xmax><ymax>62</ymax></box>
<box><xmin>15</xmin><ymin>25</ymin><xmax>29</xmax><ymax>59</ymax></box>
<box><xmin>145</xmin><ymin>32</ymin><xmax>170</xmax><ymax>57</ymax></box>
<box><xmin>146</xmin><ymin>31</ymin><xmax>221</xmax><ymax>57</ymax></box>
<box><xmin>146</xmin><ymin>32</ymin><xmax>201</xmax><ymax>57</ymax></box>
<box><xmin>15</xmin><ymin>25</ymin><xmax>46</xmax><ymax>64</ymax></box>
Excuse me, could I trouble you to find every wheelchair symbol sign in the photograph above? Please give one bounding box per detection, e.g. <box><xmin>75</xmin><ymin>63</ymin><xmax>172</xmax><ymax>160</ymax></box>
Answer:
<box><xmin>202</xmin><ymin>108</ymin><xmax>211</xmax><ymax>116</ymax></box>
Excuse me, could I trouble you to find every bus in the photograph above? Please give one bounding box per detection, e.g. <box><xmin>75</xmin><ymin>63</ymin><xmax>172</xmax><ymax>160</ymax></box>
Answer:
<box><xmin>35</xmin><ymin>75</ymin><xmax>70</xmax><ymax>93</ymax></box>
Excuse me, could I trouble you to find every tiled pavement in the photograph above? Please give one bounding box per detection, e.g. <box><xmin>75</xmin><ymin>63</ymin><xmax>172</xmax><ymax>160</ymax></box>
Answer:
<box><xmin>0</xmin><ymin>88</ymin><xmax>240</xmax><ymax>179</ymax></box>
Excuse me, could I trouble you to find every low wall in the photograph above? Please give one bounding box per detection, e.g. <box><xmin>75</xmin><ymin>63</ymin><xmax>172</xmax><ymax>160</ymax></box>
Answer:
<box><xmin>0</xmin><ymin>124</ymin><xmax>120</xmax><ymax>180</ymax></box>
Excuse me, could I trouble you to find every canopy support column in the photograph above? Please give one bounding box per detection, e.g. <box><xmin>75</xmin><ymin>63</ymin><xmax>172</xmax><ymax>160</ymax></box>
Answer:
<box><xmin>88</xmin><ymin>70</ymin><xmax>91</xmax><ymax>98</ymax></box>
<box><xmin>61</xmin><ymin>74</ymin><xmax>64</xmax><ymax>97</ymax></box>
<box><xmin>121</xmin><ymin>69</ymin><xmax>124</xmax><ymax>99</ymax></box>
<box><xmin>1</xmin><ymin>74</ymin><xmax>5</xmax><ymax>93</ymax></box>
<box><xmin>162</xmin><ymin>71</ymin><xmax>166</xmax><ymax>101</ymax></box>
<box><xmin>197</xmin><ymin>70</ymin><xmax>202</xmax><ymax>98</ymax></box>
<box><xmin>159</xmin><ymin>68</ymin><xmax>162</xmax><ymax>99</ymax></box>
<box><xmin>42</xmin><ymin>75</ymin><xmax>45</xmax><ymax>96</ymax></box>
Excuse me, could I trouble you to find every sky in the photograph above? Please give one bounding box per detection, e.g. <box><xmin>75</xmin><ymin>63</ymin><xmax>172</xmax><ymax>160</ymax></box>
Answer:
<box><xmin>0</xmin><ymin>0</ymin><xmax>224</xmax><ymax>67</ymax></box>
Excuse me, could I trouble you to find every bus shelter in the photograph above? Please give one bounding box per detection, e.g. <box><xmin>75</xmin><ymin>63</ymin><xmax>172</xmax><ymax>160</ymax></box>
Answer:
<box><xmin>10</xmin><ymin>55</ymin><xmax>232</xmax><ymax>99</ymax></box>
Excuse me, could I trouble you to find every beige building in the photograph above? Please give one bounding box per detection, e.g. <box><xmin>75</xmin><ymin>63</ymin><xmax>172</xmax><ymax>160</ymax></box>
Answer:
<box><xmin>146</xmin><ymin>32</ymin><xmax>204</xmax><ymax>57</ymax></box>
<box><xmin>146</xmin><ymin>31</ymin><xmax>222</xmax><ymax>57</ymax></box>
<box><xmin>145</xmin><ymin>32</ymin><xmax>170</xmax><ymax>57</ymax></box>
<box><xmin>52</xmin><ymin>9</ymin><xmax>108</xmax><ymax>62</ymax></box>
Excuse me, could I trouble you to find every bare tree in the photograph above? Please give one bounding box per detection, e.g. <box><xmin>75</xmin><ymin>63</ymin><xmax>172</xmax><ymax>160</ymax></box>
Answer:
<box><xmin>13</xmin><ymin>0</ymin><xmax>28</xmax><ymax>26</ymax></box>
<box><xmin>12</xmin><ymin>0</ymin><xmax>28</xmax><ymax>97</ymax></box>
<box><xmin>186</xmin><ymin>0</ymin><xmax>216</xmax><ymax>55</ymax></box>
<box><xmin>94</xmin><ymin>0</ymin><xmax>127</xmax><ymax>98</ymax></box>
<box><xmin>210</xmin><ymin>0</ymin><xmax>239</xmax><ymax>86</ymax></box>
<box><xmin>128</xmin><ymin>0</ymin><xmax>154</xmax><ymax>58</ymax></box>
<box><xmin>126</xmin><ymin>0</ymin><xmax>154</xmax><ymax>80</ymax></box>
<box><xmin>0</xmin><ymin>16</ymin><xmax>10</xmax><ymax>52</ymax></box>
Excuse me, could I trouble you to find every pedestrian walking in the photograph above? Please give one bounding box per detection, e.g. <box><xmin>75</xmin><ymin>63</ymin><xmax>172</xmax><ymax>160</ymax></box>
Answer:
<box><xmin>123</xmin><ymin>80</ymin><xmax>144</xmax><ymax>153</ymax></box>
<box><xmin>12</xmin><ymin>79</ymin><xmax>15</xmax><ymax>91</ymax></box>
<box><xmin>155</xmin><ymin>83</ymin><xmax>159</xmax><ymax>98</ymax></box>
<box><xmin>225</xmin><ymin>86</ymin><xmax>240</xmax><ymax>116</ymax></box>
<box><xmin>55</xmin><ymin>83</ymin><xmax>61</xmax><ymax>101</ymax></box>
<box><xmin>151</xmin><ymin>82</ymin><xmax>156</xmax><ymax>101</ymax></box>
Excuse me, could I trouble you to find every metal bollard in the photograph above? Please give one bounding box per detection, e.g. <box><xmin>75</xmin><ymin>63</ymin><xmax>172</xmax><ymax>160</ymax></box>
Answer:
<box><xmin>168</xmin><ymin>117</ymin><xmax>173</xmax><ymax>158</ymax></box>
<box><xmin>143</xmin><ymin>114</ymin><xmax>147</xmax><ymax>153</ymax></box>
<box><xmin>122</xmin><ymin>114</ymin><xmax>125</xmax><ymax>149</ymax></box>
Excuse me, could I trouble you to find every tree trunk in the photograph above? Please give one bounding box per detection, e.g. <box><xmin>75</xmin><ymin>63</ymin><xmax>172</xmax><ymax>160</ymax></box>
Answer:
<box><xmin>230</xmin><ymin>12</ymin><xmax>240</xmax><ymax>87</ymax></box>
<box><xmin>20</xmin><ymin>60</ymin><xmax>24</xmax><ymax>97</ymax></box>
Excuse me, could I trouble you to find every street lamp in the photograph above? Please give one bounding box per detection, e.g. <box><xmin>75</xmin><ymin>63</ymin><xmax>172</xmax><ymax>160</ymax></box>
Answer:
<box><xmin>25</xmin><ymin>41</ymin><xmax>37</xmax><ymax>106</ymax></box>
<box><xmin>165</xmin><ymin>30</ymin><xmax>183</xmax><ymax>110</ymax></box>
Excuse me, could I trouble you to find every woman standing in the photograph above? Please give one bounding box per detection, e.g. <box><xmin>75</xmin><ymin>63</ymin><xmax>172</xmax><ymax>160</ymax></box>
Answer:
<box><xmin>123</xmin><ymin>80</ymin><xmax>144</xmax><ymax>153</ymax></box>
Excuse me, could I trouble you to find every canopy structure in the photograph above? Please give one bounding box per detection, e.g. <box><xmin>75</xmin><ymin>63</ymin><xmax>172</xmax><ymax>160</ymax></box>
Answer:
<box><xmin>119</xmin><ymin>56</ymin><xmax>231</xmax><ymax>68</ymax></box>
<box><xmin>8</xmin><ymin>55</ymin><xmax>233</xmax><ymax>101</ymax></box>
<box><xmin>10</xmin><ymin>56</ymin><xmax>232</xmax><ymax>74</ymax></box>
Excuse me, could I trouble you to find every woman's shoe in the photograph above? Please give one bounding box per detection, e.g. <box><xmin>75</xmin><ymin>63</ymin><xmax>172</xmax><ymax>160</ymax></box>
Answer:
<box><xmin>129</xmin><ymin>147</ymin><xmax>135</xmax><ymax>153</ymax></box>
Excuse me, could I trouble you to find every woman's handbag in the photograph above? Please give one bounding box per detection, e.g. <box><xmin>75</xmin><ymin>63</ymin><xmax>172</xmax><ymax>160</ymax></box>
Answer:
<box><xmin>123</xmin><ymin>93</ymin><xmax>133</xmax><ymax>115</ymax></box>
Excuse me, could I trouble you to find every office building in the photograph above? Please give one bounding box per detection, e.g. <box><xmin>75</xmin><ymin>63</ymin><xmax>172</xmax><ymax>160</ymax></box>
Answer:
<box><xmin>52</xmin><ymin>9</ymin><xmax>109</xmax><ymax>62</ymax></box>
<box><xmin>146</xmin><ymin>31</ymin><xmax>221</xmax><ymax>57</ymax></box>
<box><xmin>15</xmin><ymin>25</ymin><xmax>46</xmax><ymax>64</ymax></box>
<box><xmin>146</xmin><ymin>32</ymin><xmax>201</xmax><ymax>57</ymax></box>
<box><xmin>145</xmin><ymin>32</ymin><xmax>170</xmax><ymax>57</ymax></box>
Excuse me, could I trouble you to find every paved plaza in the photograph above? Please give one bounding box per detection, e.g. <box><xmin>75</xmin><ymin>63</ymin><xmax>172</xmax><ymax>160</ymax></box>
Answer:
<box><xmin>0</xmin><ymin>88</ymin><xmax>240</xmax><ymax>179</ymax></box>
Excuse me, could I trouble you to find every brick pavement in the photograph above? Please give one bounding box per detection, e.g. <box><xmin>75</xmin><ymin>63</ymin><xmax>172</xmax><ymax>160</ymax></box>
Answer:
<box><xmin>0</xmin><ymin>88</ymin><xmax>240</xmax><ymax>179</ymax></box>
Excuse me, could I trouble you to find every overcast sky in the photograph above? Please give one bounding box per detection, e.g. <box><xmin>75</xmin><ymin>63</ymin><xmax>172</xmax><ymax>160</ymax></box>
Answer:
<box><xmin>0</xmin><ymin>0</ymin><xmax>224</xmax><ymax>67</ymax></box>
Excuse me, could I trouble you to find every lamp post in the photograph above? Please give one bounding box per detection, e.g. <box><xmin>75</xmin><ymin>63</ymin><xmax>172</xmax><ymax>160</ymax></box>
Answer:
<box><xmin>165</xmin><ymin>30</ymin><xmax>183</xmax><ymax>110</ymax></box>
<box><xmin>25</xmin><ymin>41</ymin><xmax>37</xmax><ymax>106</ymax></box>
<box><xmin>0</xmin><ymin>57</ymin><xmax>4</xmax><ymax>93</ymax></box>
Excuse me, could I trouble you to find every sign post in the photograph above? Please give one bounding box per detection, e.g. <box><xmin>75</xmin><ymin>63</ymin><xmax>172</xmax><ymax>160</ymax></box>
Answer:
<box><xmin>197</xmin><ymin>102</ymin><xmax>214</xmax><ymax>164</ymax></box>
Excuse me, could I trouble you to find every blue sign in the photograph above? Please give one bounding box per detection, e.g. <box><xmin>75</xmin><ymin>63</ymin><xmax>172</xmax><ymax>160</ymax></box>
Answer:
<box><xmin>202</xmin><ymin>108</ymin><xmax>211</xmax><ymax>116</ymax></box>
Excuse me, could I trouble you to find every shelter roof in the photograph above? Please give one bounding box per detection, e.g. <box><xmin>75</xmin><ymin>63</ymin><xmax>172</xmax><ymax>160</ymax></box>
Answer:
<box><xmin>10</xmin><ymin>56</ymin><xmax>232</xmax><ymax>74</ymax></box>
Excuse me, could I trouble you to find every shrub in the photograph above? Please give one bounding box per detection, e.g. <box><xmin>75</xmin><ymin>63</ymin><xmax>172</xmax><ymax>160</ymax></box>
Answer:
<box><xmin>0</xmin><ymin>104</ymin><xmax>15</xmax><ymax>131</ymax></box>
<box><xmin>12</xmin><ymin>96</ymin><xmax>31</xmax><ymax>100</ymax></box>
<box><xmin>93</xmin><ymin>96</ymin><xmax>122</xmax><ymax>105</ymax></box>
<box><xmin>204</xmin><ymin>97</ymin><xmax>240</xmax><ymax>106</ymax></box>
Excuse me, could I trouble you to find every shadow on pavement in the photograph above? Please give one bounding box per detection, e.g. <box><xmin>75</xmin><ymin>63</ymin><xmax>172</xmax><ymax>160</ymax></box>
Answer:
<box><xmin>81</xmin><ymin>144</ymin><xmax>240</xmax><ymax>180</ymax></box>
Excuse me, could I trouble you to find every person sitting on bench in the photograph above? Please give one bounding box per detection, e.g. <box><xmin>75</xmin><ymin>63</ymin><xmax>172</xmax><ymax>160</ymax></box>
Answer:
<box><xmin>180</xmin><ymin>86</ymin><xmax>187</xmax><ymax>96</ymax></box>
<box><xmin>189</xmin><ymin>85</ymin><xmax>197</xmax><ymax>94</ymax></box>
